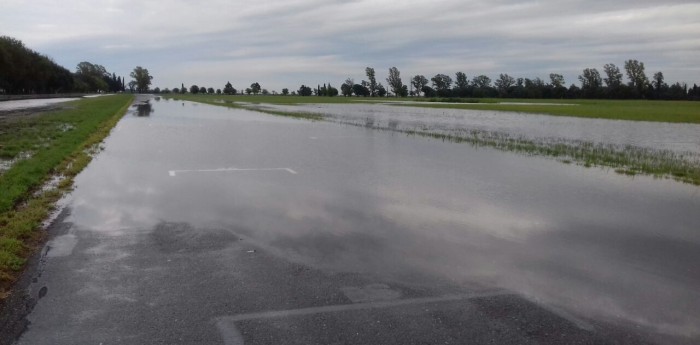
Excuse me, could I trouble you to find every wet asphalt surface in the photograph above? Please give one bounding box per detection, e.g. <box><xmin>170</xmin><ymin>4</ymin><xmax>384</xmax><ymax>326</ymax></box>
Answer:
<box><xmin>3</xmin><ymin>96</ymin><xmax>700</xmax><ymax>344</ymax></box>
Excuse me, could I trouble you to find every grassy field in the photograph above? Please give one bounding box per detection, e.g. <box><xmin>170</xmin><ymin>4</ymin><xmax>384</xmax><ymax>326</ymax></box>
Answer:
<box><xmin>0</xmin><ymin>95</ymin><xmax>133</xmax><ymax>298</ymax></box>
<box><xmin>166</xmin><ymin>94</ymin><xmax>700</xmax><ymax>124</ymax></box>
<box><xmin>405</xmin><ymin>98</ymin><xmax>700</xmax><ymax>124</ymax></box>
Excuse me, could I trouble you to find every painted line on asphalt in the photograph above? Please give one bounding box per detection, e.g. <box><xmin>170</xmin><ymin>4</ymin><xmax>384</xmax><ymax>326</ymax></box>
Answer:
<box><xmin>309</xmin><ymin>136</ymin><xmax>365</xmax><ymax>140</ymax></box>
<box><xmin>168</xmin><ymin>168</ymin><xmax>297</xmax><ymax>177</ymax></box>
<box><xmin>215</xmin><ymin>290</ymin><xmax>508</xmax><ymax>345</ymax></box>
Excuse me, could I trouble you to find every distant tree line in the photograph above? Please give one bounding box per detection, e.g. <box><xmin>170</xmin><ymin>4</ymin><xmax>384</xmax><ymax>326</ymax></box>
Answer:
<box><xmin>0</xmin><ymin>36</ymin><xmax>128</xmax><ymax>94</ymax></box>
<box><xmin>157</xmin><ymin>60</ymin><xmax>698</xmax><ymax>102</ymax></box>
<box><xmin>328</xmin><ymin>62</ymin><xmax>698</xmax><ymax>100</ymax></box>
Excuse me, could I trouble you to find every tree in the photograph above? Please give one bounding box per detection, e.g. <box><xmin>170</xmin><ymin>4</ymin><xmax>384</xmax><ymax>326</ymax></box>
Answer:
<box><xmin>453</xmin><ymin>72</ymin><xmax>469</xmax><ymax>97</ymax></box>
<box><xmin>223</xmin><ymin>81</ymin><xmax>234</xmax><ymax>95</ymax></box>
<box><xmin>624</xmin><ymin>59</ymin><xmax>648</xmax><ymax>96</ymax></box>
<box><xmin>431</xmin><ymin>74</ymin><xmax>452</xmax><ymax>97</ymax></box>
<box><xmin>603</xmin><ymin>64</ymin><xmax>623</xmax><ymax>88</ymax></box>
<box><xmin>245</xmin><ymin>88</ymin><xmax>252</xmax><ymax>95</ymax></box>
<box><xmin>190</xmin><ymin>84</ymin><xmax>199</xmax><ymax>94</ymax></box>
<box><xmin>578</xmin><ymin>68</ymin><xmax>602</xmax><ymax>98</ymax></box>
<box><xmin>549</xmin><ymin>73</ymin><xmax>566</xmax><ymax>98</ymax></box>
<box><xmin>411</xmin><ymin>75</ymin><xmax>429</xmax><ymax>97</ymax></box>
<box><xmin>199</xmin><ymin>86</ymin><xmax>206</xmax><ymax>94</ymax></box>
<box><xmin>172</xmin><ymin>87</ymin><xmax>180</xmax><ymax>93</ymax></box>
<box><xmin>181</xmin><ymin>83</ymin><xmax>186</xmax><ymax>94</ymax></box>
<box><xmin>549</xmin><ymin>73</ymin><xmax>565</xmax><ymax>89</ymax></box>
<box><xmin>455</xmin><ymin>72</ymin><xmax>469</xmax><ymax>89</ymax></box>
<box><xmin>341</xmin><ymin>78</ymin><xmax>354</xmax><ymax>97</ymax></box>
<box><xmin>386</xmin><ymin>67</ymin><xmax>405</xmax><ymax>97</ymax></box>
<box><xmin>207</xmin><ymin>87</ymin><xmax>214</xmax><ymax>94</ymax></box>
<box><xmin>216</xmin><ymin>89</ymin><xmax>222</xmax><ymax>94</ymax></box>
<box><xmin>352</xmin><ymin>83</ymin><xmax>370</xmax><ymax>97</ymax></box>
<box><xmin>377</xmin><ymin>83</ymin><xmax>387</xmax><ymax>97</ymax></box>
<box><xmin>282</xmin><ymin>88</ymin><xmax>289</xmax><ymax>95</ymax></box>
<box><xmin>365</xmin><ymin>67</ymin><xmax>378</xmax><ymax>96</ymax></box>
<box><xmin>471</xmin><ymin>75</ymin><xmax>491</xmax><ymax>89</ymax></box>
<box><xmin>652</xmin><ymin>71</ymin><xmax>666</xmax><ymax>91</ymax></box>
<box><xmin>421</xmin><ymin>85</ymin><xmax>436</xmax><ymax>98</ymax></box>
<box><xmin>129</xmin><ymin>66</ymin><xmax>153</xmax><ymax>93</ymax></box>
<box><xmin>262</xmin><ymin>89</ymin><xmax>269</xmax><ymax>95</ymax></box>
<box><xmin>495</xmin><ymin>74</ymin><xmax>515</xmax><ymax>96</ymax></box>
<box><xmin>298</xmin><ymin>84</ymin><xmax>313</xmax><ymax>96</ymax></box>
<box><xmin>250</xmin><ymin>82</ymin><xmax>261</xmax><ymax>95</ymax></box>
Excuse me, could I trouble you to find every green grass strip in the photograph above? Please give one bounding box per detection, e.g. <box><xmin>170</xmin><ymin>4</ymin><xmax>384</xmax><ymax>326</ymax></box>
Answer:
<box><xmin>0</xmin><ymin>94</ymin><xmax>133</xmax><ymax>297</ymax></box>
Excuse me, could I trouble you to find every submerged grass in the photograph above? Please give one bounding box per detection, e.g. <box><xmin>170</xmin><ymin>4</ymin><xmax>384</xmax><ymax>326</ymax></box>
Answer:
<box><xmin>0</xmin><ymin>94</ymin><xmax>133</xmax><ymax>298</ymax></box>
<box><xmin>180</xmin><ymin>95</ymin><xmax>700</xmax><ymax>186</ymax></box>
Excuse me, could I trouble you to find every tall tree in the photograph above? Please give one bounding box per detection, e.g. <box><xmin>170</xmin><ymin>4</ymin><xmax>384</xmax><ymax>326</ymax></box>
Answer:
<box><xmin>549</xmin><ymin>73</ymin><xmax>565</xmax><ymax>88</ymax></box>
<box><xmin>223</xmin><ymin>81</ymin><xmax>234</xmax><ymax>95</ymax></box>
<box><xmin>549</xmin><ymin>73</ymin><xmax>566</xmax><ymax>98</ymax></box>
<box><xmin>341</xmin><ymin>78</ymin><xmax>354</xmax><ymax>97</ymax></box>
<box><xmin>495</xmin><ymin>74</ymin><xmax>515</xmax><ymax>96</ymax></box>
<box><xmin>455</xmin><ymin>72</ymin><xmax>469</xmax><ymax>89</ymax></box>
<box><xmin>250</xmin><ymin>82</ymin><xmax>261</xmax><ymax>95</ymax></box>
<box><xmin>411</xmin><ymin>75</ymin><xmax>429</xmax><ymax>97</ymax></box>
<box><xmin>365</xmin><ymin>67</ymin><xmax>378</xmax><ymax>96</ymax></box>
<box><xmin>76</xmin><ymin>61</ymin><xmax>109</xmax><ymax>92</ymax></box>
<box><xmin>454</xmin><ymin>72</ymin><xmax>469</xmax><ymax>97</ymax></box>
<box><xmin>431</xmin><ymin>74</ymin><xmax>453</xmax><ymax>97</ymax></box>
<box><xmin>129</xmin><ymin>66</ymin><xmax>153</xmax><ymax>93</ymax></box>
<box><xmin>386</xmin><ymin>67</ymin><xmax>405</xmax><ymax>97</ymax></box>
<box><xmin>603</xmin><ymin>63</ymin><xmax>623</xmax><ymax>88</ymax></box>
<box><xmin>471</xmin><ymin>75</ymin><xmax>491</xmax><ymax>89</ymax></box>
<box><xmin>578</xmin><ymin>68</ymin><xmax>602</xmax><ymax>97</ymax></box>
<box><xmin>652</xmin><ymin>71</ymin><xmax>665</xmax><ymax>91</ymax></box>
<box><xmin>298</xmin><ymin>84</ymin><xmax>313</xmax><ymax>96</ymax></box>
<box><xmin>624</xmin><ymin>59</ymin><xmax>648</xmax><ymax>95</ymax></box>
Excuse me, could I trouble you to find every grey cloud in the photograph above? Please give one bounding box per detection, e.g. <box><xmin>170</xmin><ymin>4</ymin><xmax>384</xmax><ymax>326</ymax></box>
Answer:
<box><xmin>1</xmin><ymin>0</ymin><xmax>698</xmax><ymax>90</ymax></box>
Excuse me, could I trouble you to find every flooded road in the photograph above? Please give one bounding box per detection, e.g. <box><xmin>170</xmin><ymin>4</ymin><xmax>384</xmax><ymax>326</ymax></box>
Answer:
<box><xmin>14</xmin><ymin>98</ymin><xmax>700</xmax><ymax>344</ymax></box>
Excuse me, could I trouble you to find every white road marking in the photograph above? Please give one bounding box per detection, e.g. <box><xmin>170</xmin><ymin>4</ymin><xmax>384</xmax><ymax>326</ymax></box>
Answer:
<box><xmin>218</xmin><ymin>291</ymin><xmax>506</xmax><ymax>323</ymax></box>
<box><xmin>216</xmin><ymin>319</ymin><xmax>245</xmax><ymax>345</ymax></box>
<box><xmin>309</xmin><ymin>136</ymin><xmax>365</xmax><ymax>140</ymax></box>
<box><xmin>168</xmin><ymin>167</ymin><xmax>298</xmax><ymax>177</ymax></box>
<box><xmin>216</xmin><ymin>290</ymin><xmax>509</xmax><ymax>344</ymax></box>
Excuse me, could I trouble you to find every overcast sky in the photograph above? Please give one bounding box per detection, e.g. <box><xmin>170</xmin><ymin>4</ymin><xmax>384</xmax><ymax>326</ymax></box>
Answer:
<box><xmin>2</xmin><ymin>0</ymin><xmax>699</xmax><ymax>91</ymax></box>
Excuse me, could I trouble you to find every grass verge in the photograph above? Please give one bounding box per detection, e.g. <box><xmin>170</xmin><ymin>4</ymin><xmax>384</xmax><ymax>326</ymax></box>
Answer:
<box><xmin>0</xmin><ymin>94</ymin><xmax>133</xmax><ymax>298</ymax></box>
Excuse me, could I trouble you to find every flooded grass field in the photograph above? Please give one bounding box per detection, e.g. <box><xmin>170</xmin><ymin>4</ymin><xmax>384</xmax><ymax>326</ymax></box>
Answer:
<box><xmin>173</xmin><ymin>96</ymin><xmax>700</xmax><ymax>185</ymax></box>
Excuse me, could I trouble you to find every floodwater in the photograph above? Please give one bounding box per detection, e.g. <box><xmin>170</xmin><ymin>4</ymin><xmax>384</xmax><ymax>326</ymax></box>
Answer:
<box><xmin>0</xmin><ymin>98</ymin><xmax>78</xmax><ymax>111</ymax></box>
<box><xmin>252</xmin><ymin>103</ymin><xmax>700</xmax><ymax>155</ymax></box>
<box><xmin>21</xmin><ymin>98</ymin><xmax>700</xmax><ymax>343</ymax></box>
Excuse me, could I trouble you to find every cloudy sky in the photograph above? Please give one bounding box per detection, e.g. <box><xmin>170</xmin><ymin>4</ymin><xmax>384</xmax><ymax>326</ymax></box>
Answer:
<box><xmin>1</xmin><ymin>0</ymin><xmax>699</xmax><ymax>91</ymax></box>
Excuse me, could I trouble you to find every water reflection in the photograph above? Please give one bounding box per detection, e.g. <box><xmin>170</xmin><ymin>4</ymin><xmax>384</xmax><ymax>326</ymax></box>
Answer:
<box><xmin>64</xmin><ymin>100</ymin><xmax>700</xmax><ymax>341</ymax></box>
<box><xmin>134</xmin><ymin>101</ymin><xmax>153</xmax><ymax>116</ymax></box>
